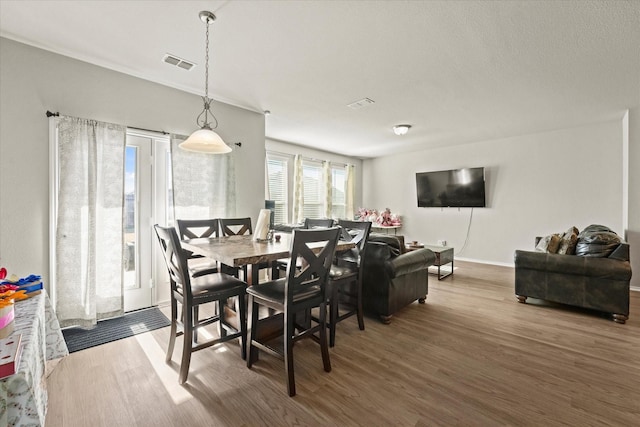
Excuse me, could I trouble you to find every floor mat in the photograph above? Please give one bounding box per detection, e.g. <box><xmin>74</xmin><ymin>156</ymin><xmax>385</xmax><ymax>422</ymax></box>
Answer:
<box><xmin>62</xmin><ymin>307</ymin><xmax>170</xmax><ymax>353</ymax></box>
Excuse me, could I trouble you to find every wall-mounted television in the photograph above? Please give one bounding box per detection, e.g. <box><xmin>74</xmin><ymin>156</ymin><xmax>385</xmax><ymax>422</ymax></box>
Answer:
<box><xmin>416</xmin><ymin>167</ymin><xmax>486</xmax><ymax>208</ymax></box>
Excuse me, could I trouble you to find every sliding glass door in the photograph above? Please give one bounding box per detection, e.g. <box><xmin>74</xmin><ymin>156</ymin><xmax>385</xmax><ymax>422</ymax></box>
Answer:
<box><xmin>124</xmin><ymin>131</ymin><xmax>171</xmax><ymax>312</ymax></box>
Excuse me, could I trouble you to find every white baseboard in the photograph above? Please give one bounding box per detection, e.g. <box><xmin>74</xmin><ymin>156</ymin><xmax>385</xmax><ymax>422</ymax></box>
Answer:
<box><xmin>455</xmin><ymin>256</ymin><xmax>514</xmax><ymax>268</ymax></box>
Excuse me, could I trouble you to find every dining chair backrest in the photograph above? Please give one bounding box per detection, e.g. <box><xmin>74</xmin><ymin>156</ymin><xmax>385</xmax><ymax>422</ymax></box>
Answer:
<box><xmin>220</xmin><ymin>217</ymin><xmax>253</xmax><ymax>236</ymax></box>
<box><xmin>284</xmin><ymin>227</ymin><xmax>340</xmax><ymax>305</ymax></box>
<box><xmin>154</xmin><ymin>225</ymin><xmax>191</xmax><ymax>299</ymax></box>
<box><xmin>176</xmin><ymin>218</ymin><xmax>220</xmax><ymax>240</ymax></box>
<box><xmin>304</xmin><ymin>218</ymin><xmax>335</xmax><ymax>229</ymax></box>
<box><xmin>337</xmin><ymin>219</ymin><xmax>372</xmax><ymax>253</ymax></box>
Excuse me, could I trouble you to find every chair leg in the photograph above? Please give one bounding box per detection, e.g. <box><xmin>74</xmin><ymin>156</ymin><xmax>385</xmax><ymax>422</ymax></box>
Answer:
<box><xmin>319</xmin><ymin>301</ymin><xmax>332</xmax><ymax>373</ymax></box>
<box><xmin>356</xmin><ymin>276</ymin><xmax>365</xmax><ymax>331</ymax></box>
<box><xmin>237</xmin><ymin>294</ymin><xmax>247</xmax><ymax>360</ymax></box>
<box><xmin>166</xmin><ymin>297</ymin><xmax>178</xmax><ymax>363</ymax></box>
<box><xmin>246</xmin><ymin>295</ymin><xmax>258</xmax><ymax>368</ymax></box>
<box><xmin>218</xmin><ymin>299</ymin><xmax>227</xmax><ymax>339</ymax></box>
<box><xmin>193</xmin><ymin>305</ymin><xmax>199</xmax><ymax>343</ymax></box>
<box><xmin>329</xmin><ymin>281</ymin><xmax>339</xmax><ymax>347</ymax></box>
<box><xmin>284</xmin><ymin>311</ymin><xmax>296</xmax><ymax>397</ymax></box>
<box><xmin>179</xmin><ymin>303</ymin><xmax>194</xmax><ymax>385</ymax></box>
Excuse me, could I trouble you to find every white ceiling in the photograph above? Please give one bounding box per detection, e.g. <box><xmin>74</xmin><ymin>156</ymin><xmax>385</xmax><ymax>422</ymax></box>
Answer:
<box><xmin>1</xmin><ymin>1</ymin><xmax>639</xmax><ymax>158</ymax></box>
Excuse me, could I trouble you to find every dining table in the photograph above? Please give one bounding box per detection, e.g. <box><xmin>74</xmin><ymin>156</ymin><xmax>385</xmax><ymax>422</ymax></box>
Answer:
<box><xmin>181</xmin><ymin>233</ymin><xmax>355</xmax><ymax>344</ymax></box>
<box><xmin>181</xmin><ymin>233</ymin><xmax>355</xmax><ymax>286</ymax></box>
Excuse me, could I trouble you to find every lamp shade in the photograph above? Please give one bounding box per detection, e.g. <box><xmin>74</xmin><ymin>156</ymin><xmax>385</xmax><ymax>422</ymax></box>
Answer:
<box><xmin>179</xmin><ymin>128</ymin><xmax>232</xmax><ymax>153</ymax></box>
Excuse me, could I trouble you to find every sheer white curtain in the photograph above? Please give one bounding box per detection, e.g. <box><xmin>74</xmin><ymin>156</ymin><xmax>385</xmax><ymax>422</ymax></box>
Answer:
<box><xmin>53</xmin><ymin>116</ymin><xmax>126</xmax><ymax>328</ymax></box>
<box><xmin>345</xmin><ymin>164</ymin><xmax>355</xmax><ymax>220</ymax></box>
<box><xmin>323</xmin><ymin>160</ymin><xmax>332</xmax><ymax>218</ymax></box>
<box><xmin>291</xmin><ymin>154</ymin><xmax>304</xmax><ymax>224</ymax></box>
<box><xmin>170</xmin><ymin>135</ymin><xmax>236</xmax><ymax>220</ymax></box>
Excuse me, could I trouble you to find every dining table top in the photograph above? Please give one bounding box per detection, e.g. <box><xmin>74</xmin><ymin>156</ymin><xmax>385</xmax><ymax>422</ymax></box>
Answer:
<box><xmin>181</xmin><ymin>233</ymin><xmax>355</xmax><ymax>269</ymax></box>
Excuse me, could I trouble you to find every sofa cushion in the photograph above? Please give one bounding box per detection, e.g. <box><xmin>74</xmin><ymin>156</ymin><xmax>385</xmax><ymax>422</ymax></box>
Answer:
<box><xmin>575</xmin><ymin>224</ymin><xmax>622</xmax><ymax>258</ymax></box>
<box><xmin>369</xmin><ymin>234</ymin><xmax>404</xmax><ymax>256</ymax></box>
<box><xmin>535</xmin><ymin>233</ymin><xmax>562</xmax><ymax>253</ymax></box>
<box><xmin>557</xmin><ymin>226</ymin><xmax>579</xmax><ymax>255</ymax></box>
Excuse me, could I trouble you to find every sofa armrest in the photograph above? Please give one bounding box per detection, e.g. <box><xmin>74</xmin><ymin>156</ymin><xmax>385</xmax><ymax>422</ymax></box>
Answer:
<box><xmin>386</xmin><ymin>248</ymin><xmax>436</xmax><ymax>279</ymax></box>
<box><xmin>609</xmin><ymin>242</ymin><xmax>630</xmax><ymax>261</ymax></box>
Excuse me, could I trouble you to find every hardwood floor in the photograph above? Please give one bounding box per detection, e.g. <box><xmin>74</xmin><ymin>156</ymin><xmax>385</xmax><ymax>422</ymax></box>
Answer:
<box><xmin>45</xmin><ymin>261</ymin><xmax>640</xmax><ymax>426</ymax></box>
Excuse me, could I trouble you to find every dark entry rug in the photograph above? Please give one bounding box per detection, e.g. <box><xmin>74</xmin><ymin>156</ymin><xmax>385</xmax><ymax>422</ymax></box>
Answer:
<box><xmin>62</xmin><ymin>307</ymin><xmax>170</xmax><ymax>353</ymax></box>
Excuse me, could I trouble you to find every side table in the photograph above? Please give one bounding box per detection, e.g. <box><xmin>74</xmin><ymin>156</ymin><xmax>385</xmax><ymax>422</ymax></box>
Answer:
<box><xmin>422</xmin><ymin>245</ymin><xmax>455</xmax><ymax>280</ymax></box>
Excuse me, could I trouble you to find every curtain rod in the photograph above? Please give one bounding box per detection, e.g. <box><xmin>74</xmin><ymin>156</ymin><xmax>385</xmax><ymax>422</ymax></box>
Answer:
<box><xmin>45</xmin><ymin>110</ymin><xmax>170</xmax><ymax>135</ymax></box>
<box><xmin>267</xmin><ymin>150</ymin><xmax>353</xmax><ymax>167</ymax></box>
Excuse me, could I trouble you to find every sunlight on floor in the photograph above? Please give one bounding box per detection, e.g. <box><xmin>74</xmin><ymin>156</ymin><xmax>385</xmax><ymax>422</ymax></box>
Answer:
<box><xmin>428</xmin><ymin>265</ymin><xmax>458</xmax><ymax>274</ymax></box>
<box><xmin>134</xmin><ymin>332</ymin><xmax>193</xmax><ymax>405</ymax></box>
<box><xmin>128</xmin><ymin>322</ymin><xmax>153</xmax><ymax>334</ymax></box>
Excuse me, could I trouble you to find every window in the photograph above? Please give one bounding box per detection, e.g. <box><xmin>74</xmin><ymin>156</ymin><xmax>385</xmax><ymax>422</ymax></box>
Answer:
<box><xmin>266</xmin><ymin>154</ymin><xmax>288</xmax><ymax>224</ymax></box>
<box><xmin>302</xmin><ymin>160</ymin><xmax>324</xmax><ymax>219</ymax></box>
<box><xmin>266</xmin><ymin>150</ymin><xmax>356</xmax><ymax>223</ymax></box>
<box><xmin>331</xmin><ymin>165</ymin><xmax>346</xmax><ymax>219</ymax></box>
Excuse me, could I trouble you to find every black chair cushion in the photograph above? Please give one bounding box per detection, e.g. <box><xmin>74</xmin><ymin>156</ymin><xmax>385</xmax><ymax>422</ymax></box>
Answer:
<box><xmin>188</xmin><ymin>258</ymin><xmax>220</xmax><ymax>277</ymax></box>
<box><xmin>246</xmin><ymin>278</ymin><xmax>321</xmax><ymax>304</ymax></box>
<box><xmin>190</xmin><ymin>273</ymin><xmax>247</xmax><ymax>302</ymax></box>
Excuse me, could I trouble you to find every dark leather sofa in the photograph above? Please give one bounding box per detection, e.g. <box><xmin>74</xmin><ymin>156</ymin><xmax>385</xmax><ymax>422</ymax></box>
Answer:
<box><xmin>514</xmin><ymin>227</ymin><xmax>632</xmax><ymax>324</ymax></box>
<box><xmin>362</xmin><ymin>234</ymin><xmax>436</xmax><ymax>323</ymax></box>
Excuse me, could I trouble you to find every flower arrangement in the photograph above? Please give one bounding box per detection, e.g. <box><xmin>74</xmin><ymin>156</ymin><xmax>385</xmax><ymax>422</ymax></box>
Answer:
<box><xmin>356</xmin><ymin>207</ymin><xmax>402</xmax><ymax>226</ymax></box>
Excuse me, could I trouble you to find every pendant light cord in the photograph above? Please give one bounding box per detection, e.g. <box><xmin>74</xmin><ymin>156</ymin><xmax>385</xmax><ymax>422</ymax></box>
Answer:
<box><xmin>197</xmin><ymin>15</ymin><xmax>218</xmax><ymax>131</ymax></box>
<box><xmin>204</xmin><ymin>20</ymin><xmax>209</xmax><ymax>101</ymax></box>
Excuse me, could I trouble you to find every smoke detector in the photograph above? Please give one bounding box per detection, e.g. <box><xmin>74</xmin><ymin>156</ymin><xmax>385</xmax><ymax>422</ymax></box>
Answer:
<box><xmin>162</xmin><ymin>53</ymin><xmax>196</xmax><ymax>70</ymax></box>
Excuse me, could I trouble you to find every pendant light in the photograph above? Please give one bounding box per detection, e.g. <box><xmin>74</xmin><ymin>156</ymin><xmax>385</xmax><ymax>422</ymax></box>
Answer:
<box><xmin>179</xmin><ymin>11</ymin><xmax>231</xmax><ymax>154</ymax></box>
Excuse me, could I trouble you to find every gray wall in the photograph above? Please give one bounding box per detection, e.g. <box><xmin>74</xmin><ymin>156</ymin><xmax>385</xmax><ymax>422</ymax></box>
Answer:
<box><xmin>0</xmin><ymin>38</ymin><xmax>265</xmax><ymax>287</ymax></box>
<box><xmin>363</xmin><ymin>120</ymin><xmax>627</xmax><ymax>266</ymax></box>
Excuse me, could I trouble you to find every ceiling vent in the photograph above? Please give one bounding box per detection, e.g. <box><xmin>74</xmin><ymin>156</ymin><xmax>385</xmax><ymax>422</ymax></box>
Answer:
<box><xmin>347</xmin><ymin>97</ymin><xmax>375</xmax><ymax>110</ymax></box>
<box><xmin>162</xmin><ymin>53</ymin><xmax>195</xmax><ymax>71</ymax></box>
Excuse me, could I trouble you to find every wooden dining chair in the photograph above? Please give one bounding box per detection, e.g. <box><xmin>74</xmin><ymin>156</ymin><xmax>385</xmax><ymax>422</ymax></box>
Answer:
<box><xmin>246</xmin><ymin>227</ymin><xmax>340</xmax><ymax>397</ymax></box>
<box><xmin>176</xmin><ymin>219</ymin><xmax>220</xmax><ymax>278</ymax></box>
<box><xmin>154</xmin><ymin>225</ymin><xmax>247</xmax><ymax>385</ymax></box>
<box><xmin>220</xmin><ymin>216</ymin><xmax>275</xmax><ymax>282</ymax></box>
<box><xmin>304</xmin><ymin>218</ymin><xmax>335</xmax><ymax>229</ymax></box>
<box><xmin>273</xmin><ymin>218</ymin><xmax>335</xmax><ymax>277</ymax></box>
<box><xmin>220</xmin><ymin>217</ymin><xmax>253</xmax><ymax>236</ymax></box>
<box><xmin>326</xmin><ymin>219</ymin><xmax>372</xmax><ymax>347</ymax></box>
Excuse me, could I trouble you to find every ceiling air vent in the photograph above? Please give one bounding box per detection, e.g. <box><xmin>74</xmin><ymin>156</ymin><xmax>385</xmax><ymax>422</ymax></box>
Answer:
<box><xmin>162</xmin><ymin>54</ymin><xmax>195</xmax><ymax>71</ymax></box>
<box><xmin>347</xmin><ymin>97</ymin><xmax>375</xmax><ymax>110</ymax></box>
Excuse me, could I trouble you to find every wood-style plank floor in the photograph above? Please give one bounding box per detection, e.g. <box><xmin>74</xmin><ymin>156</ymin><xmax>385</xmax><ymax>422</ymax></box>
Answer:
<box><xmin>45</xmin><ymin>261</ymin><xmax>640</xmax><ymax>426</ymax></box>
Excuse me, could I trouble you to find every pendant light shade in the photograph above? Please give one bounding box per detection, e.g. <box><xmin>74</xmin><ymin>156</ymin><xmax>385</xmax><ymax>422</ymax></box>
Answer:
<box><xmin>180</xmin><ymin>11</ymin><xmax>232</xmax><ymax>154</ymax></box>
<box><xmin>179</xmin><ymin>128</ymin><xmax>232</xmax><ymax>153</ymax></box>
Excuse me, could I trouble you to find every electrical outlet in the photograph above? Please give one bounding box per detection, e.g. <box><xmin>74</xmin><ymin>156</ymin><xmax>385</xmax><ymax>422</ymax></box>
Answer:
<box><xmin>437</xmin><ymin>239</ymin><xmax>447</xmax><ymax>246</ymax></box>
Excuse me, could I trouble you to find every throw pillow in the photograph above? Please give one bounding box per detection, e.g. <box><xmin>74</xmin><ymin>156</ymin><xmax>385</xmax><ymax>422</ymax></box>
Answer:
<box><xmin>535</xmin><ymin>233</ymin><xmax>562</xmax><ymax>253</ymax></box>
<box><xmin>575</xmin><ymin>225</ymin><xmax>621</xmax><ymax>257</ymax></box>
<box><xmin>557</xmin><ymin>226</ymin><xmax>579</xmax><ymax>255</ymax></box>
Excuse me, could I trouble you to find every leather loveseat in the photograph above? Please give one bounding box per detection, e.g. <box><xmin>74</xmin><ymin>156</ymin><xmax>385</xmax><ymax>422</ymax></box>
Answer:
<box><xmin>362</xmin><ymin>234</ymin><xmax>436</xmax><ymax>324</ymax></box>
<box><xmin>514</xmin><ymin>225</ymin><xmax>632</xmax><ymax>323</ymax></box>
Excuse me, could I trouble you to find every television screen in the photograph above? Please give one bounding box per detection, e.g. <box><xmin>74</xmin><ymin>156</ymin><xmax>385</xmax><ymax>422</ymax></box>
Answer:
<box><xmin>416</xmin><ymin>167</ymin><xmax>486</xmax><ymax>208</ymax></box>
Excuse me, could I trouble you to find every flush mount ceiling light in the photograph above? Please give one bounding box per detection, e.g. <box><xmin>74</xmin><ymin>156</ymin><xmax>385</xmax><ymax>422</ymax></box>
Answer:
<box><xmin>393</xmin><ymin>124</ymin><xmax>411</xmax><ymax>136</ymax></box>
<box><xmin>179</xmin><ymin>11</ymin><xmax>232</xmax><ymax>154</ymax></box>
